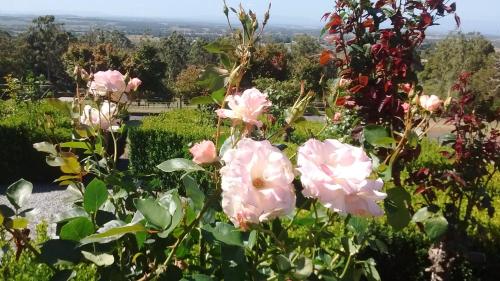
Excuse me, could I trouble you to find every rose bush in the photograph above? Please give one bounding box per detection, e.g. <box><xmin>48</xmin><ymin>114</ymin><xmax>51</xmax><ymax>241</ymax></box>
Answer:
<box><xmin>2</xmin><ymin>1</ymin><xmax>497</xmax><ymax>281</ymax></box>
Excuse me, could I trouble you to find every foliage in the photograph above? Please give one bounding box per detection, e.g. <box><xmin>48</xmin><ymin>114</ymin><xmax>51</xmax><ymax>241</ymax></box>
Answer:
<box><xmin>129</xmin><ymin>109</ymin><xmax>218</xmax><ymax>188</ymax></box>
<box><xmin>160</xmin><ymin>32</ymin><xmax>190</xmax><ymax>82</ymax></box>
<box><xmin>128</xmin><ymin>42</ymin><xmax>168</xmax><ymax>99</ymax></box>
<box><xmin>174</xmin><ymin>65</ymin><xmax>205</xmax><ymax>104</ymax></box>
<box><xmin>22</xmin><ymin>15</ymin><xmax>72</xmax><ymax>89</ymax></box>
<box><xmin>3</xmin><ymin>73</ymin><xmax>52</xmax><ymax>102</ymax></box>
<box><xmin>0</xmin><ymin>100</ymin><xmax>72</xmax><ymax>184</ymax></box>
<box><xmin>420</xmin><ymin>33</ymin><xmax>496</xmax><ymax>97</ymax></box>
<box><xmin>79</xmin><ymin>28</ymin><xmax>133</xmax><ymax>49</ymax></box>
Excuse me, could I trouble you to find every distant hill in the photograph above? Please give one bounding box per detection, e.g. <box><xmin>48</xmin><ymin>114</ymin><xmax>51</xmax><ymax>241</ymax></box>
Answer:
<box><xmin>0</xmin><ymin>14</ymin><xmax>499</xmax><ymax>46</ymax></box>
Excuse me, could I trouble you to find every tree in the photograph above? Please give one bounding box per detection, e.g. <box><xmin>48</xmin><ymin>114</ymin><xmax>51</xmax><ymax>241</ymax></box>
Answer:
<box><xmin>79</xmin><ymin>28</ymin><xmax>133</xmax><ymax>49</ymax></box>
<box><xmin>23</xmin><ymin>15</ymin><xmax>72</xmax><ymax>89</ymax></box>
<box><xmin>246</xmin><ymin>43</ymin><xmax>289</xmax><ymax>83</ymax></box>
<box><xmin>129</xmin><ymin>42</ymin><xmax>168</xmax><ymax>99</ymax></box>
<box><xmin>0</xmin><ymin>30</ymin><xmax>26</xmax><ymax>82</ymax></box>
<box><xmin>291</xmin><ymin>34</ymin><xmax>320</xmax><ymax>57</ymax></box>
<box><xmin>160</xmin><ymin>32</ymin><xmax>190</xmax><ymax>82</ymax></box>
<box><xmin>420</xmin><ymin>33</ymin><xmax>496</xmax><ymax>96</ymax></box>
<box><xmin>174</xmin><ymin>65</ymin><xmax>204</xmax><ymax>107</ymax></box>
<box><xmin>188</xmin><ymin>38</ymin><xmax>216</xmax><ymax>66</ymax></box>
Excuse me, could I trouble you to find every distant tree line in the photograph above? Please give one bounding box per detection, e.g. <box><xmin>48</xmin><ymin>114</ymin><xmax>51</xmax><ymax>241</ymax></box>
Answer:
<box><xmin>1</xmin><ymin>16</ymin><xmax>498</xmax><ymax>107</ymax></box>
<box><xmin>0</xmin><ymin>15</ymin><xmax>331</xmax><ymax>103</ymax></box>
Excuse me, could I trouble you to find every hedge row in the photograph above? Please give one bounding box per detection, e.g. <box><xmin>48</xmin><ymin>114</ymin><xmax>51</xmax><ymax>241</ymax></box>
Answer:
<box><xmin>128</xmin><ymin>109</ymin><xmax>222</xmax><ymax>189</ymax></box>
<box><xmin>0</xmin><ymin>100</ymin><xmax>72</xmax><ymax>184</ymax></box>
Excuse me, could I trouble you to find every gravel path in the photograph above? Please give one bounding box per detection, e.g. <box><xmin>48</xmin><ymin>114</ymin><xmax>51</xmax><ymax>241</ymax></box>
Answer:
<box><xmin>0</xmin><ymin>184</ymin><xmax>72</xmax><ymax>237</ymax></box>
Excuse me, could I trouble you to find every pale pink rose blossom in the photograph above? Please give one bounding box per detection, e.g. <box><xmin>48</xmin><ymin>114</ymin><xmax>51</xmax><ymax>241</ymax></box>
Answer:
<box><xmin>297</xmin><ymin>139</ymin><xmax>386</xmax><ymax>217</ymax></box>
<box><xmin>189</xmin><ymin>140</ymin><xmax>218</xmax><ymax>164</ymax></box>
<box><xmin>126</xmin><ymin>78</ymin><xmax>142</xmax><ymax>92</ymax></box>
<box><xmin>402</xmin><ymin>102</ymin><xmax>410</xmax><ymax>113</ymax></box>
<box><xmin>332</xmin><ymin>112</ymin><xmax>342</xmax><ymax>123</ymax></box>
<box><xmin>216</xmin><ymin>88</ymin><xmax>271</xmax><ymax>127</ymax></box>
<box><xmin>80</xmin><ymin>101</ymin><xmax>118</xmax><ymax>131</ymax></box>
<box><xmin>90</xmin><ymin>70</ymin><xmax>127</xmax><ymax>96</ymax></box>
<box><xmin>419</xmin><ymin>94</ymin><xmax>442</xmax><ymax>112</ymax></box>
<box><xmin>220</xmin><ymin>139</ymin><xmax>296</xmax><ymax>228</ymax></box>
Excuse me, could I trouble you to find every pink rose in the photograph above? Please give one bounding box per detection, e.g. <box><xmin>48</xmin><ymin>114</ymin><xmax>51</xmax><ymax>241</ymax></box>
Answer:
<box><xmin>332</xmin><ymin>112</ymin><xmax>342</xmax><ymax>123</ymax></box>
<box><xmin>419</xmin><ymin>94</ymin><xmax>442</xmax><ymax>112</ymax></box>
<box><xmin>216</xmin><ymin>88</ymin><xmax>271</xmax><ymax>127</ymax></box>
<box><xmin>401</xmin><ymin>102</ymin><xmax>410</xmax><ymax>113</ymax></box>
<box><xmin>220</xmin><ymin>139</ymin><xmax>296</xmax><ymax>228</ymax></box>
<box><xmin>189</xmin><ymin>140</ymin><xmax>218</xmax><ymax>164</ymax></box>
<box><xmin>90</xmin><ymin>70</ymin><xmax>127</xmax><ymax>96</ymax></box>
<box><xmin>80</xmin><ymin>101</ymin><xmax>118</xmax><ymax>131</ymax></box>
<box><xmin>126</xmin><ymin>77</ymin><xmax>142</xmax><ymax>92</ymax></box>
<box><xmin>297</xmin><ymin>139</ymin><xmax>386</xmax><ymax>217</ymax></box>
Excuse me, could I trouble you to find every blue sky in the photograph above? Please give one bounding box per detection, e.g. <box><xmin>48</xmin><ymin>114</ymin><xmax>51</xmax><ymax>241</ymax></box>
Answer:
<box><xmin>0</xmin><ymin>0</ymin><xmax>498</xmax><ymax>34</ymax></box>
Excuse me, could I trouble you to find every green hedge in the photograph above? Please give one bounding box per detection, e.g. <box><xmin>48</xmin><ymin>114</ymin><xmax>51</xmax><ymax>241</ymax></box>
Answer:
<box><xmin>0</xmin><ymin>100</ymin><xmax>72</xmax><ymax>184</ymax></box>
<box><xmin>128</xmin><ymin>109</ymin><xmax>221</xmax><ymax>188</ymax></box>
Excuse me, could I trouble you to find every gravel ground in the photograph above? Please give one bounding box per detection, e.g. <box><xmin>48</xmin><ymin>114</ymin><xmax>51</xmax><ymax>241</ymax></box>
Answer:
<box><xmin>0</xmin><ymin>184</ymin><xmax>72</xmax><ymax>238</ymax></box>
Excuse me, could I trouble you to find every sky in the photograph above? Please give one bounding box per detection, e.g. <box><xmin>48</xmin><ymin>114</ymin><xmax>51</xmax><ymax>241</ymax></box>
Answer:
<box><xmin>0</xmin><ymin>0</ymin><xmax>498</xmax><ymax>34</ymax></box>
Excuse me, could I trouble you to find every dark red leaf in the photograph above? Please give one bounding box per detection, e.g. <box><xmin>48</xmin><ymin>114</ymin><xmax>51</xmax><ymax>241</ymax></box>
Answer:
<box><xmin>319</xmin><ymin>50</ymin><xmax>335</xmax><ymax>66</ymax></box>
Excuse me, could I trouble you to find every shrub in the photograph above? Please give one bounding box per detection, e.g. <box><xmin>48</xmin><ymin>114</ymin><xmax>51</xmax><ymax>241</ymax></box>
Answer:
<box><xmin>0</xmin><ymin>100</ymin><xmax>72</xmax><ymax>184</ymax></box>
<box><xmin>128</xmin><ymin>109</ymin><xmax>220</xmax><ymax>188</ymax></box>
<box><xmin>0</xmin><ymin>222</ymin><xmax>97</xmax><ymax>281</ymax></box>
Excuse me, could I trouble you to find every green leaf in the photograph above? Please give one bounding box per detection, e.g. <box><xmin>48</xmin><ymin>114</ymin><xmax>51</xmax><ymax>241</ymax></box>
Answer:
<box><xmin>275</xmin><ymin>254</ymin><xmax>292</xmax><ymax>273</ymax></box>
<box><xmin>211</xmin><ymin>88</ymin><xmax>226</xmax><ymax>104</ymax></box>
<box><xmin>0</xmin><ymin>205</ymin><xmax>15</xmax><ymax>218</ymax></box>
<box><xmin>60</xmin><ymin>141</ymin><xmax>90</xmax><ymax>150</ymax></box>
<box><xmin>158</xmin><ymin>191</ymin><xmax>184</xmax><ymax>238</ymax></box>
<box><xmin>183</xmin><ymin>176</ymin><xmax>205</xmax><ymax>211</ymax></box>
<box><xmin>80</xmin><ymin>221</ymin><xmax>146</xmax><ymax>244</ymax></box>
<box><xmin>53</xmin><ymin>207</ymin><xmax>89</xmax><ymax>223</ymax></box>
<box><xmin>5</xmin><ymin>217</ymin><xmax>28</xmax><ymax>229</ymax></box>
<box><xmin>364</xmin><ymin>125</ymin><xmax>394</xmax><ymax>148</ymax></box>
<box><xmin>197</xmin><ymin>67</ymin><xmax>226</xmax><ymax>91</ymax></box>
<box><xmin>204</xmin><ymin>41</ymin><xmax>234</xmax><ymax>54</ymax></box>
<box><xmin>412</xmin><ymin>207</ymin><xmax>434</xmax><ymax>223</ymax></box>
<box><xmin>157</xmin><ymin>158</ymin><xmax>204</xmax><ymax>173</ymax></box>
<box><xmin>293</xmin><ymin>257</ymin><xmax>313</xmax><ymax>279</ymax></box>
<box><xmin>384</xmin><ymin>187</ymin><xmax>411</xmax><ymax>231</ymax></box>
<box><xmin>134</xmin><ymin>198</ymin><xmax>172</xmax><ymax>230</ymax></box>
<box><xmin>60</xmin><ymin>217</ymin><xmax>94</xmax><ymax>241</ymax></box>
<box><xmin>81</xmin><ymin>251</ymin><xmax>114</xmax><ymax>267</ymax></box>
<box><xmin>6</xmin><ymin>179</ymin><xmax>33</xmax><ymax>209</ymax></box>
<box><xmin>39</xmin><ymin>240</ymin><xmax>82</xmax><ymax>266</ymax></box>
<box><xmin>83</xmin><ymin>179</ymin><xmax>108</xmax><ymax>213</ymax></box>
<box><xmin>424</xmin><ymin>216</ymin><xmax>448</xmax><ymax>242</ymax></box>
<box><xmin>33</xmin><ymin>142</ymin><xmax>57</xmax><ymax>155</ymax></box>
<box><xmin>362</xmin><ymin>258</ymin><xmax>381</xmax><ymax>281</ymax></box>
<box><xmin>221</xmin><ymin>245</ymin><xmax>247</xmax><ymax>281</ymax></box>
<box><xmin>190</xmin><ymin>96</ymin><xmax>215</xmax><ymax>105</ymax></box>
<box><xmin>202</xmin><ymin>222</ymin><xmax>243</xmax><ymax>247</ymax></box>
